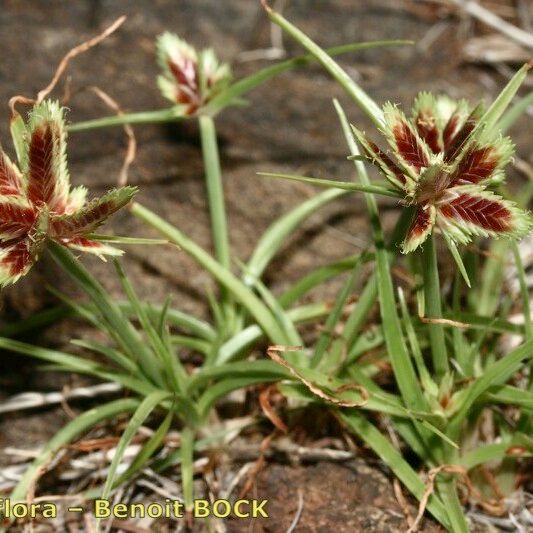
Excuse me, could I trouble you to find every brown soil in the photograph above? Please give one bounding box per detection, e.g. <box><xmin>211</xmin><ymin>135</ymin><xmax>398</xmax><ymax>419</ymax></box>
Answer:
<box><xmin>227</xmin><ymin>460</ymin><xmax>444</xmax><ymax>532</ymax></box>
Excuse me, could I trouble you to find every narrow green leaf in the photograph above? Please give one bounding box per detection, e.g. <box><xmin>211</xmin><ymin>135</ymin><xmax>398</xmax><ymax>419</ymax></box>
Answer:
<box><xmin>0</xmin><ymin>306</ymin><xmax>71</xmax><ymax>338</ymax></box>
<box><xmin>101</xmin><ymin>391</ymin><xmax>171</xmax><ymax>503</ymax></box>
<box><xmin>338</xmin><ymin>273</ymin><xmax>378</xmax><ymax>357</ymax></box>
<box><xmin>484</xmin><ymin>384</ymin><xmax>533</xmax><ymax>409</ymax></box>
<box><xmin>338</xmin><ymin>410</ymin><xmax>450</xmax><ymax>528</ymax></box>
<box><xmin>459</xmin><ymin>434</ymin><xmax>533</xmax><ymax>470</ymax></box>
<box><xmin>477</xmin><ymin>62</ymin><xmax>531</xmax><ymax>138</ymax></box>
<box><xmin>130</xmin><ymin>203</ymin><xmax>290</xmax><ymax>345</ymax></box>
<box><xmin>442</xmin><ymin>233</ymin><xmax>471</xmax><ymax>288</ymax></box>
<box><xmin>334</xmin><ymin>99</ymin><xmax>427</xmax><ymax>411</ymax></box>
<box><xmin>170</xmin><ymin>335</ymin><xmax>211</xmax><ymax>356</ymax></box>
<box><xmin>0</xmin><ymin>336</ymin><xmax>157</xmax><ymax>397</ymax></box>
<box><xmin>206</xmin><ymin>40</ymin><xmax>413</xmax><ymax>113</ymax></box>
<box><xmin>398</xmin><ymin>288</ymin><xmax>438</xmax><ymax>396</ymax></box>
<box><xmin>9</xmin><ymin>399</ymin><xmax>139</xmax><ymax>503</ymax></box>
<box><xmin>477</xmin><ymin>240</ymin><xmax>510</xmax><ymax>317</ymax></box>
<box><xmin>239</xmin><ymin>263</ymin><xmax>302</xmax><ymax>348</ymax></box>
<box><xmin>278</xmin><ymin>253</ymin><xmax>370</xmax><ymax>307</ymax></box>
<box><xmin>180</xmin><ymin>427</ymin><xmax>195</xmax><ymax>512</ymax></box>
<box><xmin>197</xmin><ymin>376</ymin><xmax>283</xmax><ymax>417</ymax></box>
<box><xmin>198</xmin><ymin>115</ymin><xmax>232</xmax><ymax>322</ymax></box>
<box><xmin>498</xmin><ymin>90</ymin><xmax>533</xmax><ymax>133</ymax></box>
<box><xmin>436</xmin><ymin>477</ymin><xmax>469</xmax><ymax>533</ymax></box>
<box><xmin>511</xmin><ymin>241</ymin><xmax>533</xmax><ymax>340</ymax></box>
<box><xmin>343</xmin><ymin>327</ymin><xmax>384</xmax><ymax>366</ymax></box>
<box><xmin>449</xmin><ymin>338</ymin><xmax>533</xmax><ymax>436</ymax></box>
<box><xmin>71</xmin><ymin>339</ymin><xmax>139</xmax><ymax>375</ymax></box>
<box><xmin>257</xmin><ymin>172</ymin><xmax>400</xmax><ymax>197</ymax></box>
<box><xmin>115</xmin><ymin>260</ymin><xmax>185</xmax><ymax>393</ymax></box>
<box><xmin>421</xmin><ymin>234</ymin><xmax>449</xmax><ymax>377</ymax></box>
<box><xmin>69</xmin><ymin>108</ymin><xmax>185</xmax><ymax>132</ymax></box>
<box><xmin>187</xmin><ymin>359</ymin><xmax>290</xmax><ymax>394</ymax></box>
<box><xmin>46</xmin><ymin>284</ymin><xmax>106</xmax><ymax>331</ymax></box>
<box><xmin>119</xmin><ymin>301</ymin><xmax>215</xmax><ymax>341</ymax></box>
<box><xmin>113</xmin><ymin>409</ymin><xmax>174</xmax><ymax>487</ymax></box>
<box><xmin>217</xmin><ymin>302</ymin><xmax>328</xmax><ymax>364</ymax></box>
<box><xmin>48</xmin><ymin>242</ymin><xmax>164</xmax><ymax>386</ymax></box>
<box><xmin>441</xmin><ymin>311</ymin><xmax>523</xmax><ymax>335</ymax></box>
<box><xmin>157</xmin><ymin>296</ymin><xmax>172</xmax><ymax>338</ymax></box>
<box><xmin>263</xmin><ymin>3</ymin><xmax>384</xmax><ymax>127</ymax></box>
<box><xmin>311</xmin><ymin>260</ymin><xmax>362</xmax><ymax>368</ymax></box>
<box><xmin>86</xmin><ymin>234</ymin><xmax>168</xmax><ymax>246</ymax></box>
<box><xmin>245</xmin><ymin>188</ymin><xmax>347</xmax><ymax>285</ymax></box>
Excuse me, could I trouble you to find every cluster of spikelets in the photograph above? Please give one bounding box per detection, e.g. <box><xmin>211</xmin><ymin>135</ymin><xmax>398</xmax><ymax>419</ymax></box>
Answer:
<box><xmin>0</xmin><ymin>101</ymin><xmax>137</xmax><ymax>286</ymax></box>
<box><xmin>156</xmin><ymin>32</ymin><xmax>231</xmax><ymax>115</ymax></box>
<box><xmin>0</xmin><ymin>34</ymin><xmax>530</xmax><ymax>287</ymax></box>
<box><xmin>154</xmin><ymin>31</ymin><xmax>532</xmax><ymax>254</ymax></box>
<box><xmin>0</xmin><ymin>33</ymin><xmax>233</xmax><ymax>287</ymax></box>
<box><xmin>351</xmin><ymin>93</ymin><xmax>531</xmax><ymax>253</ymax></box>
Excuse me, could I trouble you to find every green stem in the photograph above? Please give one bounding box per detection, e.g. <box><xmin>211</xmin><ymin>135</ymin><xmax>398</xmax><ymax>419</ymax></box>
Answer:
<box><xmin>264</xmin><ymin>4</ymin><xmax>384</xmax><ymax>128</ymax></box>
<box><xmin>130</xmin><ymin>202</ymin><xmax>289</xmax><ymax>345</ymax></box>
<box><xmin>422</xmin><ymin>235</ymin><xmax>449</xmax><ymax>378</ymax></box>
<box><xmin>512</xmin><ymin>242</ymin><xmax>533</xmax><ymax>341</ymax></box>
<box><xmin>436</xmin><ymin>475</ymin><xmax>469</xmax><ymax>533</ymax></box>
<box><xmin>511</xmin><ymin>242</ymin><xmax>533</xmax><ymax>399</ymax></box>
<box><xmin>68</xmin><ymin>108</ymin><xmax>184</xmax><ymax>132</ymax></box>
<box><xmin>335</xmin><ymin>100</ymin><xmax>427</xmax><ymax>412</ymax></box>
<box><xmin>180</xmin><ymin>426</ymin><xmax>195</xmax><ymax>513</ymax></box>
<box><xmin>198</xmin><ymin>114</ymin><xmax>234</xmax><ymax>322</ymax></box>
<box><xmin>198</xmin><ymin>115</ymin><xmax>231</xmax><ymax>271</ymax></box>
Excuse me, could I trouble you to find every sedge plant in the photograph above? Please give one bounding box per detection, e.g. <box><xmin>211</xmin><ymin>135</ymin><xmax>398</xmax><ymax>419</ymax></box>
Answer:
<box><xmin>0</xmin><ymin>98</ymin><xmax>319</xmax><ymax>523</ymax></box>
<box><xmin>69</xmin><ymin>31</ymin><xmax>411</xmax><ymax>334</ymax></box>
<box><xmin>0</xmin><ymin>27</ymin><xmax>412</xmax><ymax>530</ymax></box>
<box><xmin>0</xmin><ymin>9</ymin><xmax>531</xmax><ymax>533</ymax></box>
<box><xmin>255</xmin><ymin>3</ymin><xmax>533</xmax><ymax>531</ymax></box>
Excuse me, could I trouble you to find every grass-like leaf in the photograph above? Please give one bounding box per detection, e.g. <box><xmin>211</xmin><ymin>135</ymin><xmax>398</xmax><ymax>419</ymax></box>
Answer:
<box><xmin>68</xmin><ymin>108</ymin><xmax>185</xmax><ymax>132</ymax></box>
<box><xmin>278</xmin><ymin>253</ymin><xmax>370</xmax><ymax>307</ymax></box>
<box><xmin>334</xmin><ymin>100</ymin><xmax>428</xmax><ymax>412</ymax></box>
<box><xmin>498</xmin><ymin>90</ymin><xmax>533</xmax><ymax>133</ymax></box>
<box><xmin>100</xmin><ymin>391</ymin><xmax>172</xmax><ymax>507</ymax></box>
<box><xmin>48</xmin><ymin>242</ymin><xmax>164</xmax><ymax>386</ymax></box>
<box><xmin>475</xmin><ymin>62</ymin><xmax>531</xmax><ymax>141</ymax></box>
<box><xmin>338</xmin><ymin>410</ymin><xmax>450</xmax><ymax>528</ymax></box>
<box><xmin>131</xmin><ymin>202</ymin><xmax>290</xmax><ymax>345</ymax></box>
<box><xmin>207</xmin><ymin>40</ymin><xmax>413</xmax><ymax>114</ymax></box>
<box><xmin>113</xmin><ymin>408</ymin><xmax>174</xmax><ymax>488</ymax></box>
<box><xmin>263</xmin><ymin>2</ymin><xmax>384</xmax><ymax>127</ymax></box>
<box><xmin>9</xmin><ymin>398</ymin><xmax>139</xmax><ymax>504</ymax></box>
<box><xmin>449</xmin><ymin>338</ymin><xmax>533</xmax><ymax>437</ymax></box>
<box><xmin>257</xmin><ymin>172</ymin><xmax>401</xmax><ymax>197</ymax></box>
<box><xmin>244</xmin><ymin>188</ymin><xmax>347</xmax><ymax>285</ymax></box>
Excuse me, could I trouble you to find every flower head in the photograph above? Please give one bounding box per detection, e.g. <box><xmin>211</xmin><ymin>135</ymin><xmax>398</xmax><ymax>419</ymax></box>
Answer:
<box><xmin>156</xmin><ymin>32</ymin><xmax>232</xmax><ymax>115</ymax></box>
<box><xmin>352</xmin><ymin>92</ymin><xmax>531</xmax><ymax>253</ymax></box>
<box><xmin>0</xmin><ymin>100</ymin><xmax>136</xmax><ymax>285</ymax></box>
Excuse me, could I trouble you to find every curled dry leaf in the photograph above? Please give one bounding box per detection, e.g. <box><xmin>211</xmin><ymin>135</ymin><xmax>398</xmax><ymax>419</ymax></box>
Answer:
<box><xmin>259</xmin><ymin>385</ymin><xmax>288</xmax><ymax>434</ymax></box>
<box><xmin>267</xmin><ymin>345</ymin><xmax>369</xmax><ymax>408</ymax></box>
<box><xmin>408</xmin><ymin>464</ymin><xmax>469</xmax><ymax>533</ymax></box>
<box><xmin>9</xmin><ymin>16</ymin><xmax>126</xmax><ymax>118</ymax></box>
